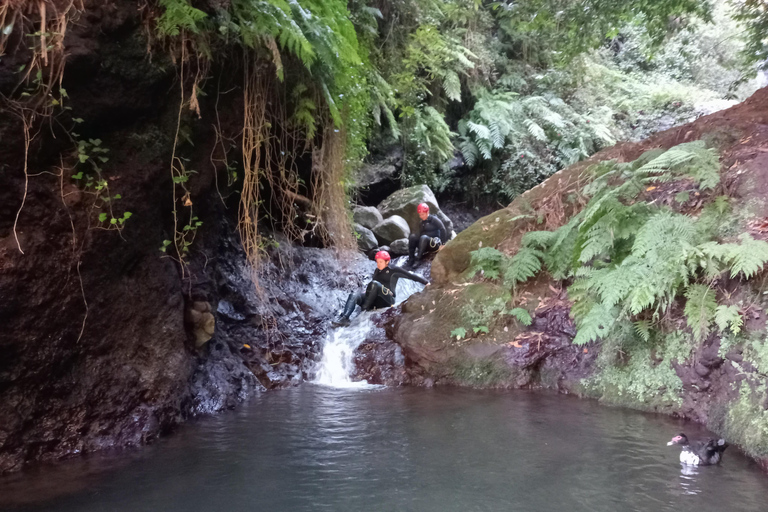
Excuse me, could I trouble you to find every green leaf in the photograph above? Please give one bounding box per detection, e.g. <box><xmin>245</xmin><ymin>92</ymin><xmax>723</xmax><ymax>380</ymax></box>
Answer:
<box><xmin>715</xmin><ymin>304</ymin><xmax>742</xmax><ymax>335</ymax></box>
<box><xmin>473</xmin><ymin>325</ymin><xmax>489</xmax><ymax>334</ymax></box>
<box><xmin>509</xmin><ymin>307</ymin><xmax>533</xmax><ymax>326</ymax></box>
<box><xmin>684</xmin><ymin>284</ymin><xmax>717</xmax><ymax>341</ymax></box>
<box><xmin>98</xmin><ymin>213</ymin><xmax>108</xmax><ymax>222</ymax></box>
<box><xmin>450</xmin><ymin>327</ymin><xmax>467</xmax><ymax>340</ymax></box>
<box><xmin>78</xmin><ymin>153</ymin><xmax>89</xmax><ymax>163</ymax></box>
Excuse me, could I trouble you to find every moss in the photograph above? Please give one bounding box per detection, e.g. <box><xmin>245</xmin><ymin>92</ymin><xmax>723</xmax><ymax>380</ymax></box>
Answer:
<box><xmin>585</xmin><ymin>329</ymin><xmax>691</xmax><ymax>412</ymax></box>
<box><xmin>448</xmin><ymin>357</ymin><xmax>515</xmax><ymax>388</ymax></box>
<box><xmin>713</xmin><ymin>382</ymin><xmax>768</xmax><ymax>458</ymax></box>
<box><xmin>701</xmin><ymin>126</ymin><xmax>743</xmax><ymax>151</ymax></box>
<box><xmin>433</xmin><ymin>208</ymin><xmax>526</xmax><ymax>281</ymax></box>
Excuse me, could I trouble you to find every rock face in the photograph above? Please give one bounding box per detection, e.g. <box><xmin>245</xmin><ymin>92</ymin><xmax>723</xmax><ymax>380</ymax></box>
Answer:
<box><xmin>352</xmin><ymin>206</ymin><xmax>384</xmax><ymax>230</ymax></box>
<box><xmin>355</xmin><ymin>146</ymin><xmax>403</xmax><ymax>205</ymax></box>
<box><xmin>0</xmin><ymin>4</ymin><xmax>375</xmax><ymax>474</ymax></box>
<box><xmin>372</xmin><ymin>215</ymin><xmax>410</xmax><ymax>245</ymax></box>
<box><xmin>354</xmin><ymin>223</ymin><xmax>378</xmax><ymax>252</ymax></box>
<box><xmin>377</xmin><ymin>184</ymin><xmax>454</xmax><ymax>235</ymax></box>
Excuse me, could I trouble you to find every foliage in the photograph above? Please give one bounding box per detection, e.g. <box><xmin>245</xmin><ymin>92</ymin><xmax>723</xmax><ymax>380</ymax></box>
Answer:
<box><xmin>469</xmin><ymin>142</ymin><xmax>768</xmax><ymax>347</ymax></box>
<box><xmin>70</xmin><ymin>137</ymin><xmax>132</xmax><ymax>230</ymax></box>
<box><xmin>587</xmin><ymin>329</ymin><xmax>691</xmax><ymax>407</ymax></box>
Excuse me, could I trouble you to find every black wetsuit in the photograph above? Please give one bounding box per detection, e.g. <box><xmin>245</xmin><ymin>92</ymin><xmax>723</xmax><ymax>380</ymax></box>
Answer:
<box><xmin>408</xmin><ymin>214</ymin><xmax>448</xmax><ymax>261</ymax></box>
<box><xmin>339</xmin><ymin>265</ymin><xmax>429</xmax><ymax>321</ymax></box>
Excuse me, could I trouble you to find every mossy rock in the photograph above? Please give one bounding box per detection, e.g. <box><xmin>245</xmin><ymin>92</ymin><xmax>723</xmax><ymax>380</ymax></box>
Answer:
<box><xmin>432</xmin><ymin>208</ymin><xmax>524</xmax><ymax>284</ymax></box>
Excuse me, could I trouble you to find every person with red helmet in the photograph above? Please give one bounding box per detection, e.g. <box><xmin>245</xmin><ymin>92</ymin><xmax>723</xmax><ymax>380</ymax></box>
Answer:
<box><xmin>333</xmin><ymin>250</ymin><xmax>428</xmax><ymax>326</ymax></box>
<box><xmin>406</xmin><ymin>203</ymin><xmax>448</xmax><ymax>267</ymax></box>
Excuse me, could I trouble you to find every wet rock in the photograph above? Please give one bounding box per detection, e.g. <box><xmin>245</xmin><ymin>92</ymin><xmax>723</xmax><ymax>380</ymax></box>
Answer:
<box><xmin>389</xmin><ymin>238</ymin><xmax>409</xmax><ymax>256</ymax></box>
<box><xmin>354</xmin><ymin>223</ymin><xmax>378</xmax><ymax>252</ymax></box>
<box><xmin>377</xmin><ymin>184</ymin><xmax>454</xmax><ymax>234</ymax></box>
<box><xmin>355</xmin><ymin>146</ymin><xmax>403</xmax><ymax>205</ymax></box>
<box><xmin>372</xmin><ymin>215</ymin><xmax>410</xmax><ymax>245</ymax></box>
<box><xmin>216</xmin><ymin>300</ymin><xmax>246</xmax><ymax>321</ymax></box>
<box><xmin>353</xmin><ymin>206</ymin><xmax>383</xmax><ymax>230</ymax></box>
<box><xmin>351</xmin><ymin>310</ymin><xmax>424</xmax><ymax>386</ymax></box>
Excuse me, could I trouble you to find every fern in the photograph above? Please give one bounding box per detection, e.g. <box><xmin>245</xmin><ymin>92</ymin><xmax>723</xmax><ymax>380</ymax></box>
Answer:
<box><xmin>633</xmin><ymin>319</ymin><xmax>652</xmax><ymax>343</ymax></box>
<box><xmin>509</xmin><ymin>307</ymin><xmax>533</xmax><ymax>326</ymax></box>
<box><xmin>157</xmin><ymin>0</ymin><xmax>207</xmax><ymax>36</ymax></box>
<box><xmin>715</xmin><ymin>304</ymin><xmax>743</xmax><ymax>335</ymax></box>
<box><xmin>684</xmin><ymin>284</ymin><xmax>717</xmax><ymax>341</ymax></box>
<box><xmin>573</xmin><ymin>302</ymin><xmax>618</xmax><ymax>345</ymax></box>
<box><xmin>725</xmin><ymin>234</ymin><xmax>768</xmax><ymax>279</ymax></box>
<box><xmin>468</xmin><ymin>247</ymin><xmax>505</xmax><ymax>280</ymax></box>
<box><xmin>503</xmin><ymin>246</ymin><xmax>544</xmax><ymax>287</ymax></box>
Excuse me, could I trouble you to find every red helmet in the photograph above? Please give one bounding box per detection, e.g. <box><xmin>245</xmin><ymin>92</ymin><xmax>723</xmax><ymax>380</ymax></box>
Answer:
<box><xmin>417</xmin><ymin>203</ymin><xmax>429</xmax><ymax>214</ymax></box>
<box><xmin>374</xmin><ymin>250</ymin><xmax>391</xmax><ymax>262</ymax></box>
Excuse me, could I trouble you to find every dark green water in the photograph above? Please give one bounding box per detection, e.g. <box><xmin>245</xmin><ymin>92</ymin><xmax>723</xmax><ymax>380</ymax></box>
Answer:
<box><xmin>1</xmin><ymin>387</ymin><xmax>767</xmax><ymax>512</ymax></box>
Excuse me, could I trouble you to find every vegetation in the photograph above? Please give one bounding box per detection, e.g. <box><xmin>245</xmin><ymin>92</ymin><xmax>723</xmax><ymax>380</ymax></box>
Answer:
<box><xmin>466</xmin><ymin>138</ymin><xmax>768</xmax><ymax>410</ymax></box>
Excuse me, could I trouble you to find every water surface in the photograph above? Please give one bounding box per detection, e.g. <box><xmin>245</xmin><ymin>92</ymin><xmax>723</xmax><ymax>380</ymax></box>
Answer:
<box><xmin>1</xmin><ymin>387</ymin><xmax>767</xmax><ymax>512</ymax></box>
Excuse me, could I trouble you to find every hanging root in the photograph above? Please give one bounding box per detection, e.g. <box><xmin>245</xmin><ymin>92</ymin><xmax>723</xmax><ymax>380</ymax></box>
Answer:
<box><xmin>239</xmin><ymin>54</ymin><xmax>269</xmax><ymax>285</ymax></box>
<box><xmin>311</xmin><ymin>121</ymin><xmax>355</xmax><ymax>252</ymax></box>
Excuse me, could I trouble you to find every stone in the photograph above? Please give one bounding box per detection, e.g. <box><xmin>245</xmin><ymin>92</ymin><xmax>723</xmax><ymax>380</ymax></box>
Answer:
<box><xmin>377</xmin><ymin>184</ymin><xmax>454</xmax><ymax>234</ymax></box>
<box><xmin>352</xmin><ymin>206</ymin><xmax>384</xmax><ymax>230</ymax></box>
<box><xmin>389</xmin><ymin>238</ymin><xmax>409</xmax><ymax>256</ymax></box>
<box><xmin>372</xmin><ymin>215</ymin><xmax>410</xmax><ymax>245</ymax></box>
<box><xmin>186</xmin><ymin>302</ymin><xmax>216</xmax><ymax>347</ymax></box>
<box><xmin>354</xmin><ymin>223</ymin><xmax>378</xmax><ymax>252</ymax></box>
<box><xmin>356</xmin><ymin>146</ymin><xmax>403</xmax><ymax>189</ymax></box>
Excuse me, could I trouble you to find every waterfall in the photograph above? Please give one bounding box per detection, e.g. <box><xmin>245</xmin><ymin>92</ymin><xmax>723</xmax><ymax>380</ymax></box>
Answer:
<box><xmin>314</xmin><ymin>257</ymin><xmax>425</xmax><ymax>388</ymax></box>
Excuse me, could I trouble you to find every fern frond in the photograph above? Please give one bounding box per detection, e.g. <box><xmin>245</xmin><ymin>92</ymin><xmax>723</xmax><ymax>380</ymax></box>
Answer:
<box><xmin>573</xmin><ymin>302</ymin><xmax>618</xmax><ymax>345</ymax></box>
<box><xmin>633</xmin><ymin>319</ymin><xmax>652</xmax><ymax>343</ymax></box>
<box><xmin>509</xmin><ymin>307</ymin><xmax>533</xmax><ymax>326</ymax></box>
<box><xmin>503</xmin><ymin>246</ymin><xmax>543</xmax><ymax>287</ymax></box>
<box><xmin>524</xmin><ymin>119</ymin><xmax>547</xmax><ymax>141</ymax></box>
<box><xmin>441</xmin><ymin>70</ymin><xmax>462</xmax><ymax>102</ymax></box>
<box><xmin>684</xmin><ymin>284</ymin><xmax>717</xmax><ymax>341</ymax></box>
<box><xmin>715</xmin><ymin>304</ymin><xmax>743</xmax><ymax>335</ymax></box>
<box><xmin>726</xmin><ymin>234</ymin><xmax>768</xmax><ymax>279</ymax></box>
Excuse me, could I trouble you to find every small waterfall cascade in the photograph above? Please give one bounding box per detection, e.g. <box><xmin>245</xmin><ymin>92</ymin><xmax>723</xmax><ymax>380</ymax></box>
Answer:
<box><xmin>314</xmin><ymin>257</ymin><xmax>425</xmax><ymax>388</ymax></box>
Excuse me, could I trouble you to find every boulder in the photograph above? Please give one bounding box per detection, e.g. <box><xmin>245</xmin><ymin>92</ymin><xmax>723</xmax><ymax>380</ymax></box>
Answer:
<box><xmin>354</xmin><ymin>223</ymin><xmax>378</xmax><ymax>252</ymax></box>
<box><xmin>372</xmin><ymin>215</ymin><xmax>410</xmax><ymax>245</ymax></box>
<box><xmin>352</xmin><ymin>206</ymin><xmax>384</xmax><ymax>230</ymax></box>
<box><xmin>389</xmin><ymin>238</ymin><xmax>409</xmax><ymax>256</ymax></box>
<box><xmin>355</xmin><ymin>146</ymin><xmax>403</xmax><ymax>205</ymax></box>
<box><xmin>377</xmin><ymin>184</ymin><xmax>454</xmax><ymax>234</ymax></box>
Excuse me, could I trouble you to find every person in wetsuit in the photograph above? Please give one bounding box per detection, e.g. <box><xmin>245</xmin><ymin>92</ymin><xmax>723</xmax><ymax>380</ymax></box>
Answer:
<box><xmin>333</xmin><ymin>250</ymin><xmax>428</xmax><ymax>326</ymax></box>
<box><xmin>407</xmin><ymin>203</ymin><xmax>448</xmax><ymax>267</ymax></box>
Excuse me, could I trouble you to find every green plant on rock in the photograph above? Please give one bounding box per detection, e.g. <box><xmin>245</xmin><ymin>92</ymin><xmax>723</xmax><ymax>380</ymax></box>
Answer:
<box><xmin>469</xmin><ymin>141</ymin><xmax>768</xmax><ymax>347</ymax></box>
<box><xmin>70</xmin><ymin>137</ymin><xmax>132</xmax><ymax>231</ymax></box>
